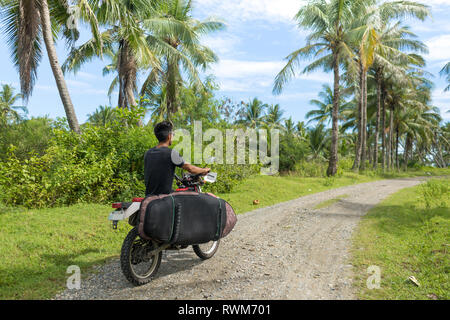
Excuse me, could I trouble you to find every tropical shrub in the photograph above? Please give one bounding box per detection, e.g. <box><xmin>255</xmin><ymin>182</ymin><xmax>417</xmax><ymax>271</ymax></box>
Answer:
<box><xmin>0</xmin><ymin>117</ymin><xmax>54</xmax><ymax>161</ymax></box>
<box><xmin>279</xmin><ymin>135</ymin><xmax>309</xmax><ymax>172</ymax></box>
<box><xmin>420</xmin><ymin>179</ymin><xmax>449</xmax><ymax>209</ymax></box>
<box><xmin>0</xmin><ymin>108</ymin><xmax>261</xmax><ymax>207</ymax></box>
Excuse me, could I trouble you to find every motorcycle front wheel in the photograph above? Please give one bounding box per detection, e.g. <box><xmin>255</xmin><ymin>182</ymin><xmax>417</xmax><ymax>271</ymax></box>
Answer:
<box><xmin>120</xmin><ymin>227</ymin><xmax>162</xmax><ymax>286</ymax></box>
<box><xmin>192</xmin><ymin>240</ymin><xmax>220</xmax><ymax>260</ymax></box>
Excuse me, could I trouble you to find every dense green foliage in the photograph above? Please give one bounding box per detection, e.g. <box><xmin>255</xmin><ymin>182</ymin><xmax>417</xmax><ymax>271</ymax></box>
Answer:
<box><xmin>0</xmin><ymin>122</ymin><xmax>156</xmax><ymax>208</ymax></box>
<box><xmin>0</xmin><ymin>102</ymin><xmax>262</xmax><ymax>208</ymax></box>
<box><xmin>0</xmin><ymin>0</ymin><xmax>448</xmax><ymax>209</ymax></box>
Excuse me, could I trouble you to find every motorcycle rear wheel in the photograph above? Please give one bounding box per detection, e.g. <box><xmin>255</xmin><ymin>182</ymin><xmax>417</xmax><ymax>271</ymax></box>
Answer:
<box><xmin>120</xmin><ymin>227</ymin><xmax>162</xmax><ymax>286</ymax></box>
<box><xmin>192</xmin><ymin>240</ymin><xmax>220</xmax><ymax>260</ymax></box>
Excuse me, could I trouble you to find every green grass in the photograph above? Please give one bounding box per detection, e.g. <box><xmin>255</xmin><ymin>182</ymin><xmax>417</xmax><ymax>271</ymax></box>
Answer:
<box><xmin>352</xmin><ymin>178</ymin><xmax>449</xmax><ymax>300</ymax></box>
<box><xmin>216</xmin><ymin>172</ymin><xmax>382</xmax><ymax>214</ymax></box>
<box><xmin>0</xmin><ymin>168</ymin><xmax>448</xmax><ymax>300</ymax></box>
<box><xmin>0</xmin><ymin>204</ymin><xmax>131</xmax><ymax>299</ymax></box>
<box><xmin>216</xmin><ymin>166</ymin><xmax>450</xmax><ymax>214</ymax></box>
<box><xmin>314</xmin><ymin>194</ymin><xmax>349</xmax><ymax>210</ymax></box>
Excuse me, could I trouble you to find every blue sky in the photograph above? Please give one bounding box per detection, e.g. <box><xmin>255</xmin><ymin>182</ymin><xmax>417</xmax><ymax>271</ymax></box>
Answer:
<box><xmin>1</xmin><ymin>0</ymin><xmax>449</xmax><ymax>124</ymax></box>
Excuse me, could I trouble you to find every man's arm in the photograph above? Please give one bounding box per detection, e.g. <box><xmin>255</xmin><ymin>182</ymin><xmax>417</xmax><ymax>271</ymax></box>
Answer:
<box><xmin>181</xmin><ymin>163</ymin><xmax>210</xmax><ymax>175</ymax></box>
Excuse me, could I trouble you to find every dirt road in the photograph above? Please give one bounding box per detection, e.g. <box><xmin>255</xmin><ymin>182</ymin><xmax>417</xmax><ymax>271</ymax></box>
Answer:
<box><xmin>55</xmin><ymin>177</ymin><xmax>424</xmax><ymax>300</ymax></box>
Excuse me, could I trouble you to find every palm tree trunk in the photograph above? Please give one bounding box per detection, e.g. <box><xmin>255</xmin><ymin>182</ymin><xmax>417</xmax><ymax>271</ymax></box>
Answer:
<box><xmin>403</xmin><ymin>134</ymin><xmax>411</xmax><ymax>171</ymax></box>
<box><xmin>166</xmin><ymin>57</ymin><xmax>180</xmax><ymax>118</ymax></box>
<box><xmin>395</xmin><ymin>125</ymin><xmax>399</xmax><ymax>170</ymax></box>
<box><xmin>352</xmin><ymin>61</ymin><xmax>363</xmax><ymax>171</ymax></box>
<box><xmin>40</xmin><ymin>0</ymin><xmax>80</xmax><ymax>133</ymax></box>
<box><xmin>327</xmin><ymin>51</ymin><xmax>340</xmax><ymax>177</ymax></box>
<box><xmin>118</xmin><ymin>89</ymin><xmax>125</xmax><ymax>109</ymax></box>
<box><xmin>388</xmin><ymin>105</ymin><xmax>394</xmax><ymax>170</ymax></box>
<box><xmin>373</xmin><ymin>69</ymin><xmax>382</xmax><ymax>169</ymax></box>
<box><xmin>360</xmin><ymin>69</ymin><xmax>368</xmax><ymax>170</ymax></box>
<box><xmin>381</xmin><ymin>84</ymin><xmax>386</xmax><ymax>170</ymax></box>
<box><xmin>118</xmin><ymin>40</ymin><xmax>137</xmax><ymax>109</ymax></box>
<box><xmin>390</xmin><ymin>108</ymin><xmax>395</xmax><ymax>170</ymax></box>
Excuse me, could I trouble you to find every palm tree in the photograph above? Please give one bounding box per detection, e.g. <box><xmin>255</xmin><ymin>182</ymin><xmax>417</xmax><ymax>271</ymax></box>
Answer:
<box><xmin>236</xmin><ymin>98</ymin><xmax>267</xmax><ymax>128</ymax></box>
<box><xmin>265</xmin><ymin>104</ymin><xmax>284</xmax><ymax>128</ymax></box>
<box><xmin>397</xmin><ymin>104</ymin><xmax>441</xmax><ymax>170</ymax></box>
<box><xmin>382</xmin><ymin>68</ymin><xmax>434</xmax><ymax>170</ymax></box>
<box><xmin>296</xmin><ymin>121</ymin><xmax>307</xmax><ymax>140</ymax></box>
<box><xmin>0</xmin><ymin>84</ymin><xmax>27</xmax><ymax>124</ymax></box>
<box><xmin>440</xmin><ymin>62</ymin><xmax>450</xmax><ymax>92</ymax></box>
<box><xmin>347</xmin><ymin>0</ymin><xmax>429</xmax><ymax>170</ymax></box>
<box><xmin>273</xmin><ymin>0</ymin><xmax>356</xmax><ymax>176</ymax></box>
<box><xmin>283</xmin><ymin>117</ymin><xmax>296</xmax><ymax>136</ymax></box>
<box><xmin>86</xmin><ymin>105</ymin><xmax>117</xmax><ymax>127</ymax></box>
<box><xmin>307</xmin><ymin>123</ymin><xmax>329</xmax><ymax>161</ymax></box>
<box><xmin>140</xmin><ymin>0</ymin><xmax>225</xmax><ymax>118</ymax></box>
<box><xmin>306</xmin><ymin>83</ymin><xmax>351</xmax><ymax>125</ymax></box>
<box><xmin>0</xmin><ymin>0</ymin><xmax>102</xmax><ymax>133</ymax></box>
<box><xmin>63</xmin><ymin>0</ymin><xmax>160</xmax><ymax>111</ymax></box>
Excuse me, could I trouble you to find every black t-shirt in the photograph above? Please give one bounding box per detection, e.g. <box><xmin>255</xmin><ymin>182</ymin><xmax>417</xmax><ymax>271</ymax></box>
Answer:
<box><xmin>144</xmin><ymin>146</ymin><xmax>185</xmax><ymax>196</ymax></box>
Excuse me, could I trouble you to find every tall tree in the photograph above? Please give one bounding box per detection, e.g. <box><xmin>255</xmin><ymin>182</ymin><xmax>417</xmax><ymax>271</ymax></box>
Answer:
<box><xmin>273</xmin><ymin>0</ymin><xmax>356</xmax><ymax>176</ymax></box>
<box><xmin>0</xmin><ymin>0</ymin><xmax>102</xmax><ymax>133</ymax></box>
<box><xmin>265</xmin><ymin>104</ymin><xmax>284</xmax><ymax>128</ymax></box>
<box><xmin>236</xmin><ymin>97</ymin><xmax>267</xmax><ymax>129</ymax></box>
<box><xmin>347</xmin><ymin>0</ymin><xmax>429</xmax><ymax>170</ymax></box>
<box><xmin>63</xmin><ymin>0</ymin><xmax>160</xmax><ymax>111</ymax></box>
<box><xmin>0</xmin><ymin>84</ymin><xmax>27</xmax><ymax>124</ymax></box>
<box><xmin>306</xmin><ymin>83</ymin><xmax>351</xmax><ymax>126</ymax></box>
<box><xmin>86</xmin><ymin>105</ymin><xmax>117</xmax><ymax>127</ymax></box>
<box><xmin>141</xmin><ymin>0</ymin><xmax>225</xmax><ymax>118</ymax></box>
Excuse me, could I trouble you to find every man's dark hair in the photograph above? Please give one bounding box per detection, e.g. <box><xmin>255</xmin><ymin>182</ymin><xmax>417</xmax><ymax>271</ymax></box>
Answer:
<box><xmin>154</xmin><ymin>121</ymin><xmax>173</xmax><ymax>142</ymax></box>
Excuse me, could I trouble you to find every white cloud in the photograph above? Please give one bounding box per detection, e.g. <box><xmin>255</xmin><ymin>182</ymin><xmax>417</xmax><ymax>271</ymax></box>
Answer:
<box><xmin>424</xmin><ymin>0</ymin><xmax>450</xmax><ymax>6</ymax></box>
<box><xmin>425</xmin><ymin>34</ymin><xmax>450</xmax><ymax>61</ymax></box>
<box><xmin>208</xmin><ymin>59</ymin><xmax>283</xmax><ymax>92</ymax></box>
<box><xmin>212</xmin><ymin>59</ymin><xmax>284</xmax><ymax>78</ymax></box>
<box><xmin>195</xmin><ymin>0</ymin><xmax>306</xmax><ymax>24</ymax></box>
<box><xmin>208</xmin><ymin>58</ymin><xmax>331</xmax><ymax>92</ymax></box>
<box><xmin>201</xmin><ymin>34</ymin><xmax>242</xmax><ymax>56</ymax></box>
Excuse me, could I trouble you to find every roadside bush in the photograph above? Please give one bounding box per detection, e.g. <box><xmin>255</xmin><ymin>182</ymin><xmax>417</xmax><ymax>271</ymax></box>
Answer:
<box><xmin>0</xmin><ymin>117</ymin><xmax>54</xmax><ymax>161</ymax></box>
<box><xmin>279</xmin><ymin>135</ymin><xmax>308</xmax><ymax>172</ymax></box>
<box><xmin>294</xmin><ymin>160</ymin><xmax>327</xmax><ymax>177</ymax></box>
<box><xmin>338</xmin><ymin>157</ymin><xmax>354</xmax><ymax>171</ymax></box>
<box><xmin>0</xmin><ymin>111</ymin><xmax>261</xmax><ymax>207</ymax></box>
<box><xmin>420</xmin><ymin>179</ymin><xmax>449</xmax><ymax>209</ymax></box>
<box><xmin>0</xmin><ymin>113</ymin><xmax>158</xmax><ymax>208</ymax></box>
<box><xmin>200</xmin><ymin>163</ymin><xmax>261</xmax><ymax>194</ymax></box>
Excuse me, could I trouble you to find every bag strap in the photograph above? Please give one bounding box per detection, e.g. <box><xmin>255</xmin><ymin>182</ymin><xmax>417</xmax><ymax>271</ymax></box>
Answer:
<box><xmin>214</xmin><ymin>199</ymin><xmax>222</xmax><ymax>241</ymax></box>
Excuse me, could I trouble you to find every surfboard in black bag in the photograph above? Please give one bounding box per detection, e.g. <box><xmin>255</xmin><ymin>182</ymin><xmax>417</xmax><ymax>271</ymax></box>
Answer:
<box><xmin>138</xmin><ymin>192</ymin><xmax>237</xmax><ymax>245</ymax></box>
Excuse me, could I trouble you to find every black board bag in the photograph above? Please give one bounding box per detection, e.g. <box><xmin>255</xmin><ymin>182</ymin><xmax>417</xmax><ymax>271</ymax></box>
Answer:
<box><xmin>138</xmin><ymin>192</ymin><xmax>236</xmax><ymax>245</ymax></box>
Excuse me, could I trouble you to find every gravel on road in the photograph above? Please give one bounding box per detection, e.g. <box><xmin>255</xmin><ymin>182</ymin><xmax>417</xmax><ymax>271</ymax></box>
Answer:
<box><xmin>55</xmin><ymin>177</ymin><xmax>424</xmax><ymax>300</ymax></box>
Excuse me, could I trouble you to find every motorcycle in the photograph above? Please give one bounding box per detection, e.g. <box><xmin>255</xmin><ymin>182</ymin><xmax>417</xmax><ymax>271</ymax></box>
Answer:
<box><xmin>108</xmin><ymin>171</ymin><xmax>219</xmax><ymax>286</ymax></box>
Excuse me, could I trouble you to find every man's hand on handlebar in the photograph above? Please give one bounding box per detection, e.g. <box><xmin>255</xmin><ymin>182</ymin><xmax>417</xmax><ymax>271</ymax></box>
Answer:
<box><xmin>181</xmin><ymin>163</ymin><xmax>210</xmax><ymax>176</ymax></box>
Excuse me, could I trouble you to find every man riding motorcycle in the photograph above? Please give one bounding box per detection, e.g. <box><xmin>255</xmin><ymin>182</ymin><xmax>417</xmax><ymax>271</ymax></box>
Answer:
<box><xmin>144</xmin><ymin>121</ymin><xmax>210</xmax><ymax>196</ymax></box>
<box><xmin>109</xmin><ymin>121</ymin><xmax>234</xmax><ymax>285</ymax></box>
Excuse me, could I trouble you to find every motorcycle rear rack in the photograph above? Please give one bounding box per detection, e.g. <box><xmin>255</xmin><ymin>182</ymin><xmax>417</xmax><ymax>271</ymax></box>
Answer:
<box><xmin>108</xmin><ymin>202</ymin><xmax>141</xmax><ymax>229</ymax></box>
